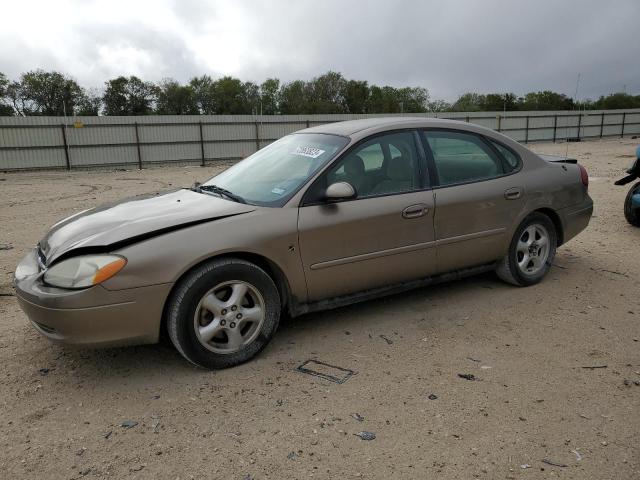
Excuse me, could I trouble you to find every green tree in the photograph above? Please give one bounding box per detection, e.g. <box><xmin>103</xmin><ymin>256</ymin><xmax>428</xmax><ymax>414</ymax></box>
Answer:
<box><xmin>305</xmin><ymin>71</ymin><xmax>347</xmax><ymax>113</ymax></box>
<box><xmin>344</xmin><ymin>80</ymin><xmax>369</xmax><ymax>114</ymax></box>
<box><xmin>396</xmin><ymin>87</ymin><xmax>429</xmax><ymax>113</ymax></box>
<box><xmin>212</xmin><ymin>76</ymin><xmax>246</xmax><ymax>114</ymax></box>
<box><xmin>279</xmin><ymin>80</ymin><xmax>308</xmax><ymax>114</ymax></box>
<box><xmin>189</xmin><ymin>75</ymin><xmax>217</xmax><ymax>114</ymax></box>
<box><xmin>103</xmin><ymin>76</ymin><xmax>159</xmax><ymax>115</ymax></box>
<box><xmin>242</xmin><ymin>81</ymin><xmax>260</xmax><ymax>114</ymax></box>
<box><xmin>75</xmin><ymin>88</ymin><xmax>102</xmax><ymax>115</ymax></box>
<box><xmin>451</xmin><ymin>92</ymin><xmax>485</xmax><ymax>112</ymax></box>
<box><xmin>518</xmin><ymin>91</ymin><xmax>574</xmax><ymax>111</ymax></box>
<box><xmin>481</xmin><ymin>93</ymin><xmax>518</xmax><ymax>111</ymax></box>
<box><xmin>593</xmin><ymin>92</ymin><xmax>640</xmax><ymax>110</ymax></box>
<box><xmin>260</xmin><ymin>78</ymin><xmax>280</xmax><ymax>115</ymax></box>
<box><xmin>156</xmin><ymin>79</ymin><xmax>198</xmax><ymax>114</ymax></box>
<box><xmin>0</xmin><ymin>73</ymin><xmax>13</xmax><ymax>115</ymax></box>
<box><xmin>427</xmin><ymin>99</ymin><xmax>451</xmax><ymax>112</ymax></box>
<box><xmin>8</xmin><ymin>70</ymin><xmax>84</xmax><ymax>116</ymax></box>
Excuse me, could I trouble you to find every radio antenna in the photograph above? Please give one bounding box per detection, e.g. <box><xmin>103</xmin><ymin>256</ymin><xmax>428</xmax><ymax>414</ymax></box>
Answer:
<box><xmin>566</xmin><ymin>73</ymin><xmax>581</xmax><ymax>158</ymax></box>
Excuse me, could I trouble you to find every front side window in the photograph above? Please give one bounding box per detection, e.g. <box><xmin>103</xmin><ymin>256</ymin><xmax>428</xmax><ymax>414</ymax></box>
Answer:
<box><xmin>205</xmin><ymin>133</ymin><xmax>348</xmax><ymax>206</ymax></box>
<box><xmin>324</xmin><ymin>131</ymin><xmax>421</xmax><ymax>198</ymax></box>
<box><xmin>423</xmin><ymin>131</ymin><xmax>505</xmax><ymax>186</ymax></box>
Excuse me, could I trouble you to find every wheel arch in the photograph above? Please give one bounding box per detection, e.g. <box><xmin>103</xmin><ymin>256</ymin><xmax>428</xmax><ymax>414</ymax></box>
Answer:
<box><xmin>533</xmin><ymin>207</ymin><xmax>564</xmax><ymax>246</ymax></box>
<box><xmin>159</xmin><ymin>251</ymin><xmax>293</xmax><ymax>341</ymax></box>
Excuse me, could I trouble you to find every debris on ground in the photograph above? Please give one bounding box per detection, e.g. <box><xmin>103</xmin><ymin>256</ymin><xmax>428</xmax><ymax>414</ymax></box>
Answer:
<box><xmin>582</xmin><ymin>365</ymin><xmax>607</xmax><ymax>369</ymax></box>
<box><xmin>354</xmin><ymin>431</ymin><xmax>376</xmax><ymax>441</ymax></box>
<box><xmin>0</xmin><ymin>244</ymin><xmax>13</xmax><ymax>250</ymax></box>
<box><xmin>572</xmin><ymin>450</ymin><xmax>582</xmax><ymax>461</ymax></box>
<box><xmin>428</xmin><ymin>394</ymin><xmax>438</xmax><ymax>400</ymax></box>
<box><xmin>287</xmin><ymin>451</ymin><xmax>296</xmax><ymax>460</ymax></box>
<box><xmin>480</xmin><ymin>365</ymin><xmax>492</xmax><ymax>370</ymax></box>
<box><xmin>466</xmin><ymin>357</ymin><xmax>481</xmax><ymax>363</ymax></box>
<box><xmin>379</xmin><ymin>334</ymin><xmax>393</xmax><ymax>345</ymax></box>
<box><xmin>296</xmin><ymin>359</ymin><xmax>356</xmax><ymax>384</ymax></box>
<box><xmin>520</xmin><ymin>464</ymin><xmax>531</xmax><ymax>469</ymax></box>
<box><xmin>103</xmin><ymin>431</ymin><xmax>112</xmax><ymax>439</ymax></box>
<box><xmin>542</xmin><ymin>459</ymin><xmax>568</xmax><ymax>467</ymax></box>
<box><xmin>351</xmin><ymin>413</ymin><xmax>365</xmax><ymax>422</ymax></box>
<box><xmin>120</xmin><ymin>420</ymin><xmax>138</xmax><ymax>429</ymax></box>
<box><xmin>458</xmin><ymin>373</ymin><xmax>477</xmax><ymax>381</ymax></box>
<box><xmin>38</xmin><ymin>368</ymin><xmax>50</xmax><ymax>376</ymax></box>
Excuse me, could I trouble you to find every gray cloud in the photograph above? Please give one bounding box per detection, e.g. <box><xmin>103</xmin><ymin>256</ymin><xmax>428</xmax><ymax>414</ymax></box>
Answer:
<box><xmin>0</xmin><ymin>0</ymin><xmax>638</xmax><ymax>101</ymax></box>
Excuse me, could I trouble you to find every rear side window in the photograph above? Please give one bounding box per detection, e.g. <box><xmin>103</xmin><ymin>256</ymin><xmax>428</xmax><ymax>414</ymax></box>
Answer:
<box><xmin>488</xmin><ymin>139</ymin><xmax>521</xmax><ymax>172</ymax></box>
<box><xmin>423</xmin><ymin>131</ymin><xmax>504</xmax><ymax>186</ymax></box>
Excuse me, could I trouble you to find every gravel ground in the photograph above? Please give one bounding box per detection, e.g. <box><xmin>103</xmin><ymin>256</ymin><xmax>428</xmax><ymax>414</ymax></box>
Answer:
<box><xmin>0</xmin><ymin>138</ymin><xmax>639</xmax><ymax>479</ymax></box>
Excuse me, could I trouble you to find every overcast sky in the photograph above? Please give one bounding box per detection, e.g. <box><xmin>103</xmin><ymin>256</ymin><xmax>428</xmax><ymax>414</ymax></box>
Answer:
<box><xmin>1</xmin><ymin>0</ymin><xmax>638</xmax><ymax>101</ymax></box>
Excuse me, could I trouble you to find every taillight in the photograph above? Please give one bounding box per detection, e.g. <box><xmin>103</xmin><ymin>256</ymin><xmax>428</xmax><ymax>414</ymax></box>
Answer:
<box><xmin>578</xmin><ymin>164</ymin><xmax>588</xmax><ymax>188</ymax></box>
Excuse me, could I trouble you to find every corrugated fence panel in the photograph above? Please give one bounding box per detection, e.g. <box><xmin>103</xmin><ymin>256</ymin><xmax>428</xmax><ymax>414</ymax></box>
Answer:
<box><xmin>0</xmin><ymin>126</ymin><xmax>62</xmax><ymax>148</ymax></box>
<box><xmin>70</xmin><ymin>145</ymin><xmax>138</xmax><ymax>167</ymax></box>
<box><xmin>2</xmin><ymin>109</ymin><xmax>640</xmax><ymax>170</ymax></box>
<box><xmin>0</xmin><ymin>147</ymin><xmax>67</xmax><ymax>169</ymax></box>
<box><xmin>67</xmin><ymin>125</ymin><xmax>136</xmax><ymax>145</ymax></box>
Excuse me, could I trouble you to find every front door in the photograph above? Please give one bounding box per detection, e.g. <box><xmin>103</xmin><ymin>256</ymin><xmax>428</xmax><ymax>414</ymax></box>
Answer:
<box><xmin>297</xmin><ymin>130</ymin><xmax>437</xmax><ymax>301</ymax></box>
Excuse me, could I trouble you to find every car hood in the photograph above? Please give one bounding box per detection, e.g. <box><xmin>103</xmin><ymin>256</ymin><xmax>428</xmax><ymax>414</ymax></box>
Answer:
<box><xmin>39</xmin><ymin>189</ymin><xmax>255</xmax><ymax>264</ymax></box>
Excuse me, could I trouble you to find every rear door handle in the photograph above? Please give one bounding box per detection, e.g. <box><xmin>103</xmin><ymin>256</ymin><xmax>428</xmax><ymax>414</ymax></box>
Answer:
<box><xmin>504</xmin><ymin>187</ymin><xmax>523</xmax><ymax>200</ymax></box>
<box><xmin>402</xmin><ymin>203</ymin><xmax>429</xmax><ymax>219</ymax></box>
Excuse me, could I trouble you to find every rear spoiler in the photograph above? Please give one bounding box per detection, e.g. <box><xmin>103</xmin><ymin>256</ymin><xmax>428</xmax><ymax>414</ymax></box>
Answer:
<box><xmin>538</xmin><ymin>154</ymin><xmax>578</xmax><ymax>164</ymax></box>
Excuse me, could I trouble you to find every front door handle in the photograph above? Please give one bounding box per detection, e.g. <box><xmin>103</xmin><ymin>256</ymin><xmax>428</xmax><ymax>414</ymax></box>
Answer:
<box><xmin>504</xmin><ymin>187</ymin><xmax>523</xmax><ymax>200</ymax></box>
<box><xmin>402</xmin><ymin>204</ymin><xmax>429</xmax><ymax>219</ymax></box>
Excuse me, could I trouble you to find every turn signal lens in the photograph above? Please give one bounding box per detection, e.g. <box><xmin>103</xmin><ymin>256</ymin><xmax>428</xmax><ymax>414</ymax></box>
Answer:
<box><xmin>44</xmin><ymin>255</ymin><xmax>127</xmax><ymax>289</ymax></box>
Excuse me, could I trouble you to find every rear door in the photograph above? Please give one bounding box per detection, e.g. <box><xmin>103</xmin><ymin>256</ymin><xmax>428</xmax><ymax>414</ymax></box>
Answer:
<box><xmin>421</xmin><ymin>129</ymin><xmax>525</xmax><ymax>272</ymax></box>
<box><xmin>297</xmin><ymin>130</ymin><xmax>437</xmax><ymax>301</ymax></box>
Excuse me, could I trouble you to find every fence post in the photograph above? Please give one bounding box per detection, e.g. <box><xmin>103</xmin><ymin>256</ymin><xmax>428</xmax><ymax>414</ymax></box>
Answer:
<box><xmin>465</xmin><ymin>115</ymin><xmax>470</xmax><ymax>123</ymax></box>
<box><xmin>496</xmin><ymin>115</ymin><xmax>501</xmax><ymax>132</ymax></box>
<box><xmin>61</xmin><ymin>124</ymin><xmax>71</xmax><ymax>170</ymax></box>
<box><xmin>134</xmin><ymin>122</ymin><xmax>142</xmax><ymax>169</ymax></box>
<box><xmin>552</xmin><ymin>114</ymin><xmax>558</xmax><ymax>143</ymax></box>
<box><xmin>306</xmin><ymin>119</ymin><xmax>310</xmax><ymax>128</ymax></box>
<box><xmin>621</xmin><ymin>112</ymin><xmax>626</xmax><ymax>138</ymax></box>
<box><xmin>199</xmin><ymin>121</ymin><xmax>205</xmax><ymax>166</ymax></box>
<box><xmin>600</xmin><ymin>112</ymin><xmax>605</xmax><ymax>138</ymax></box>
<box><xmin>576</xmin><ymin>113</ymin><xmax>582</xmax><ymax>140</ymax></box>
<box><xmin>254</xmin><ymin>121</ymin><xmax>260</xmax><ymax>151</ymax></box>
<box><xmin>524</xmin><ymin>115</ymin><xmax>529</xmax><ymax>143</ymax></box>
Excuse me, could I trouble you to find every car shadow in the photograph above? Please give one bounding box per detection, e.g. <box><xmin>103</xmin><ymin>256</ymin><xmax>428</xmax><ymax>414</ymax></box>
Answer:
<box><xmin>48</xmin><ymin>256</ymin><xmax>587</xmax><ymax>381</ymax></box>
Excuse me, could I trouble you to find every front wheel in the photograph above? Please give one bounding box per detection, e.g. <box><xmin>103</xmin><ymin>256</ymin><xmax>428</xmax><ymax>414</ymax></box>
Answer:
<box><xmin>623</xmin><ymin>181</ymin><xmax>640</xmax><ymax>227</ymax></box>
<box><xmin>166</xmin><ymin>258</ymin><xmax>281</xmax><ymax>369</ymax></box>
<box><xmin>496</xmin><ymin>212</ymin><xmax>557</xmax><ymax>286</ymax></box>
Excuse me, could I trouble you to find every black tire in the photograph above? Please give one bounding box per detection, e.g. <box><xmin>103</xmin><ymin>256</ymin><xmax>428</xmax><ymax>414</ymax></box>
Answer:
<box><xmin>496</xmin><ymin>212</ymin><xmax>557</xmax><ymax>287</ymax></box>
<box><xmin>624</xmin><ymin>181</ymin><xmax>640</xmax><ymax>227</ymax></box>
<box><xmin>166</xmin><ymin>257</ymin><xmax>280</xmax><ymax>369</ymax></box>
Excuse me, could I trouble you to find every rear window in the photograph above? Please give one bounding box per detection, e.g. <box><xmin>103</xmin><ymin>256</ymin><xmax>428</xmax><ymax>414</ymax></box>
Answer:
<box><xmin>489</xmin><ymin>139</ymin><xmax>521</xmax><ymax>172</ymax></box>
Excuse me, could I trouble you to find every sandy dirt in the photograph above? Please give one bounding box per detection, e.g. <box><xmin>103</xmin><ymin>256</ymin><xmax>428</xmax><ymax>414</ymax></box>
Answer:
<box><xmin>0</xmin><ymin>138</ymin><xmax>639</xmax><ymax>480</ymax></box>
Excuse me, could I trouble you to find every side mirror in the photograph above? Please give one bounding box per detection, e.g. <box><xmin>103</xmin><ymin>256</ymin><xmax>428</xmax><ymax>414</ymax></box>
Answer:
<box><xmin>325</xmin><ymin>182</ymin><xmax>356</xmax><ymax>201</ymax></box>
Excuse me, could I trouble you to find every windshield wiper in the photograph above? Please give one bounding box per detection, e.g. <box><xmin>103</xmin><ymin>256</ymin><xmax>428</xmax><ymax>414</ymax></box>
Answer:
<box><xmin>191</xmin><ymin>182</ymin><xmax>246</xmax><ymax>204</ymax></box>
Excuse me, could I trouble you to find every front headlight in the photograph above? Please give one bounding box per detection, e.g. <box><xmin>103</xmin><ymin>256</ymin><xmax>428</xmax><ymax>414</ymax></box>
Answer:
<box><xmin>43</xmin><ymin>254</ymin><xmax>127</xmax><ymax>289</ymax></box>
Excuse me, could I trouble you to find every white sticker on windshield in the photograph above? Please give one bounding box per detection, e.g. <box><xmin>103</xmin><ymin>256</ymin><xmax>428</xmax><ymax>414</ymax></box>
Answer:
<box><xmin>292</xmin><ymin>146</ymin><xmax>326</xmax><ymax>159</ymax></box>
<box><xmin>271</xmin><ymin>187</ymin><xmax>285</xmax><ymax>195</ymax></box>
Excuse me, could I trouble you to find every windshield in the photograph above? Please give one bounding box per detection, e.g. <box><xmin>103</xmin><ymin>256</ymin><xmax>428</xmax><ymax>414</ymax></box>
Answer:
<box><xmin>204</xmin><ymin>133</ymin><xmax>349</xmax><ymax>206</ymax></box>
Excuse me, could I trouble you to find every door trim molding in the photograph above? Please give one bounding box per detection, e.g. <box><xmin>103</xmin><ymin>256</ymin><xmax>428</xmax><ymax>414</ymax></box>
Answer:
<box><xmin>436</xmin><ymin>227</ymin><xmax>506</xmax><ymax>246</ymax></box>
<box><xmin>310</xmin><ymin>239</ymin><xmax>436</xmax><ymax>270</ymax></box>
<box><xmin>309</xmin><ymin>227</ymin><xmax>506</xmax><ymax>271</ymax></box>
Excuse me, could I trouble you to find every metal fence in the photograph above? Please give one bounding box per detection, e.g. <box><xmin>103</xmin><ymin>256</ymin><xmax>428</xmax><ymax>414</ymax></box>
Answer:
<box><xmin>1</xmin><ymin>109</ymin><xmax>639</xmax><ymax>170</ymax></box>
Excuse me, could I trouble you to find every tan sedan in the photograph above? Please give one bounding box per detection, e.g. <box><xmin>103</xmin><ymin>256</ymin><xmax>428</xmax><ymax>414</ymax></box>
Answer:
<box><xmin>14</xmin><ymin>118</ymin><xmax>593</xmax><ymax>368</ymax></box>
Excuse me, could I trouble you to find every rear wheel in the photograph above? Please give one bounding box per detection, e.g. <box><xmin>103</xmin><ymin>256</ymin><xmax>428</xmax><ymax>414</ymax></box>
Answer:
<box><xmin>623</xmin><ymin>181</ymin><xmax>640</xmax><ymax>227</ymax></box>
<box><xmin>167</xmin><ymin>258</ymin><xmax>280</xmax><ymax>369</ymax></box>
<box><xmin>496</xmin><ymin>212</ymin><xmax>557</xmax><ymax>286</ymax></box>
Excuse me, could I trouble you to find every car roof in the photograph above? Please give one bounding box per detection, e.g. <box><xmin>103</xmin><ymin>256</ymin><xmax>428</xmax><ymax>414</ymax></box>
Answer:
<box><xmin>299</xmin><ymin>116</ymin><xmax>477</xmax><ymax>138</ymax></box>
